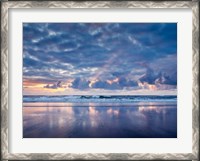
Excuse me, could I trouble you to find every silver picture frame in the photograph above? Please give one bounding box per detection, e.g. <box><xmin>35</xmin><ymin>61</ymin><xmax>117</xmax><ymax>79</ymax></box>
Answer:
<box><xmin>1</xmin><ymin>1</ymin><xmax>199</xmax><ymax>160</ymax></box>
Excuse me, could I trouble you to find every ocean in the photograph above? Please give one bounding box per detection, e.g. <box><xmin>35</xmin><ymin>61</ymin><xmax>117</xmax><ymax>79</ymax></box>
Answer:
<box><xmin>23</xmin><ymin>95</ymin><xmax>177</xmax><ymax>138</ymax></box>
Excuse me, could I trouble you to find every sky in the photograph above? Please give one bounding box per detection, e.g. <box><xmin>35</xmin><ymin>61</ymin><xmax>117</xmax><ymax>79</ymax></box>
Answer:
<box><xmin>23</xmin><ymin>23</ymin><xmax>177</xmax><ymax>95</ymax></box>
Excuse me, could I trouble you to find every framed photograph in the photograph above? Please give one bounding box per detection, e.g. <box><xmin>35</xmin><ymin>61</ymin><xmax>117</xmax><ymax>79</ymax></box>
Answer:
<box><xmin>1</xmin><ymin>1</ymin><xmax>199</xmax><ymax>160</ymax></box>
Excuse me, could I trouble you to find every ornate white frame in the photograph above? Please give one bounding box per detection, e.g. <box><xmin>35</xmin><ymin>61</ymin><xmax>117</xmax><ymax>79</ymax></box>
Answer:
<box><xmin>1</xmin><ymin>1</ymin><xmax>199</xmax><ymax>160</ymax></box>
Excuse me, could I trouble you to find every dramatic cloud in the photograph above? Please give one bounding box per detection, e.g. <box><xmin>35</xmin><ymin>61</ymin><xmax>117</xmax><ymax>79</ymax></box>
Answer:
<box><xmin>44</xmin><ymin>81</ymin><xmax>63</xmax><ymax>89</ymax></box>
<box><xmin>23</xmin><ymin>23</ymin><xmax>177</xmax><ymax>94</ymax></box>
<box><xmin>71</xmin><ymin>78</ymin><xmax>89</xmax><ymax>89</ymax></box>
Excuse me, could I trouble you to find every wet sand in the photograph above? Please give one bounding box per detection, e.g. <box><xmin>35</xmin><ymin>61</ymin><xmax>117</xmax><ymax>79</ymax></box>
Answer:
<box><xmin>23</xmin><ymin>102</ymin><xmax>177</xmax><ymax>138</ymax></box>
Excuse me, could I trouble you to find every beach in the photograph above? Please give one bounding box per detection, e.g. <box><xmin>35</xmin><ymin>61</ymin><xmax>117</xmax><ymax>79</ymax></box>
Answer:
<box><xmin>23</xmin><ymin>96</ymin><xmax>177</xmax><ymax>138</ymax></box>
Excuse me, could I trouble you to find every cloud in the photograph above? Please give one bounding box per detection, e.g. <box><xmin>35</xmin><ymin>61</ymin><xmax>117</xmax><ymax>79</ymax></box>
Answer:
<box><xmin>23</xmin><ymin>23</ymin><xmax>177</xmax><ymax>92</ymax></box>
<box><xmin>139</xmin><ymin>65</ymin><xmax>177</xmax><ymax>88</ymax></box>
<box><xmin>118</xmin><ymin>77</ymin><xmax>138</xmax><ymax>87</ymax></box>
<box><xmin>139</xmin><ymin>67</ymin><xmax>157</xmax><ymax>84</ymax></box>
<box><xmin>88</xmin><ymin>77</ymin><xmax>138</xmax><ymax>90</ymax></box>
<box><xmin>71</xmin><ymin>78</ymin><xmax>89</xmax><ymax>89</ymax></box>
<box><xmin>155</xmin><ymin>72</ymin><xmax>177</xmax><ymax>85</ymax></box>
<box><xmin>91</xmin><ymin>80</ymin><xmax>120</xmax><ymax>90</ymax></box>
<box><xmin>44</xmin><ymin>81</ymin><xmax>63</xmax><ymax>89</ymax></box>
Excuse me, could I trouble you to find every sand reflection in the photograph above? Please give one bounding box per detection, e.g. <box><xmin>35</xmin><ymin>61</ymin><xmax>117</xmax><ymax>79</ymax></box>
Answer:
<box><xmin>138</xmin><ymin>105</ymin><xmax>164</xmax><ymax>113</ymax></box>
<box><xmin>23</xmin><ymin>102</ymin><xmax>177</xmax><ymax>138</ymax></box>
<box><xmin>107</xmin><ymin>108</ymin><xmax>119</xmax><ymax>116</ymax></box>
<box><xmin>89</xmin><ymin>106</ymin><xmax>99</xmax><ymax>127</ymax></box>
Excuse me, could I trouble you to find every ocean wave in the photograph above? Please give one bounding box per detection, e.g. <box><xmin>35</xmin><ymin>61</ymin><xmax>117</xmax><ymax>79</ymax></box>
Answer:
<box><xmin>23</xmin><ymin>95</ymin><xmax>177</xmax><ymax>103</ymax></box>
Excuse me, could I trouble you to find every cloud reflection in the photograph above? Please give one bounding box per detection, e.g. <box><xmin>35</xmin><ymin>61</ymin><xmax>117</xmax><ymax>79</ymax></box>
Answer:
<box><xmin>107</xmin><ymin>108</ymin><xmax>119</xmax><ymax>116</ymax></box>
<box><xmin>88</xmin><ymin>106</ymin><xmax>99</xmax><ymax>128</ymax></box>
<box><xmin>23</xmin><ymin>102</ymin><xmax>177</xmax><ymax>138</ymax></box>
